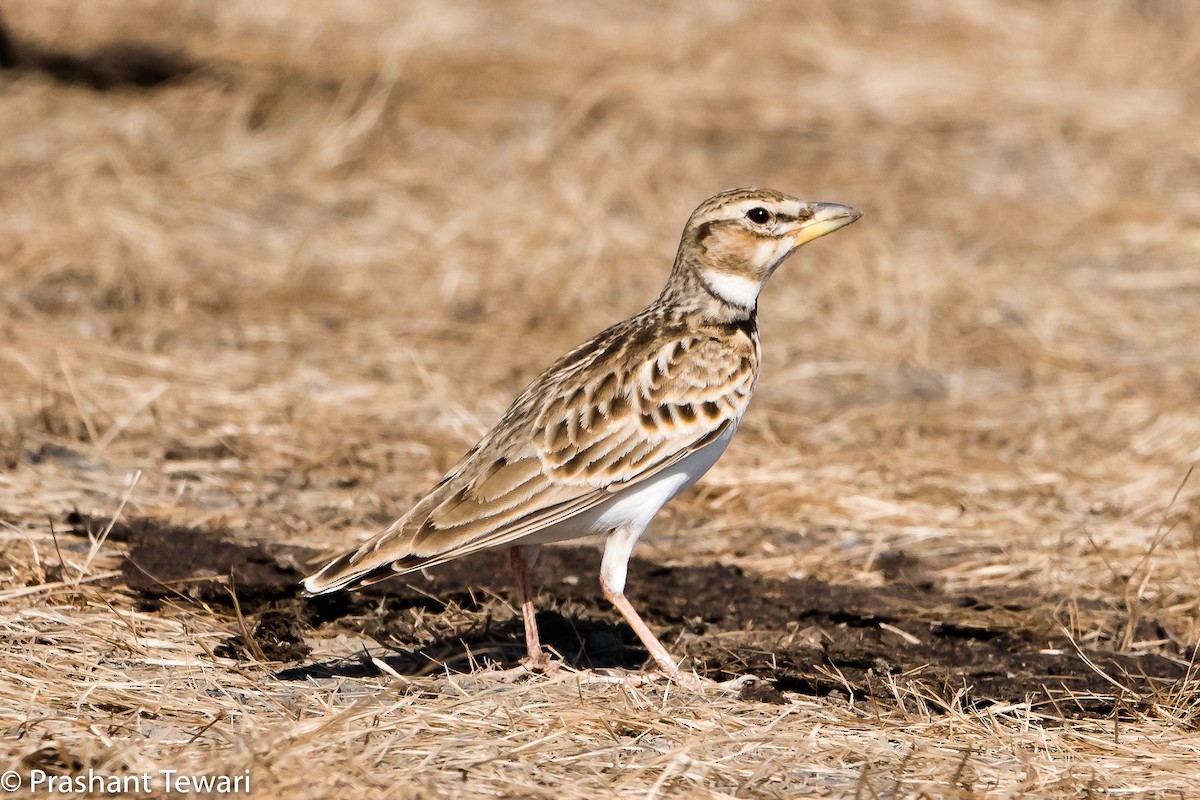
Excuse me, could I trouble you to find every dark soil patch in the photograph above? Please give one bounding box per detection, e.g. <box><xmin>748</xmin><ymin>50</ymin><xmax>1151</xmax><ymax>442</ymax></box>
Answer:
<box><xmin>77</xmin><ymin>515</ymin><xmax>1193</xmax><ymax>715</ymax></box>
<box><xmin>0</xmin><ymin>13</ymin><xmax>198</xmax><ymax>89</ymax></box>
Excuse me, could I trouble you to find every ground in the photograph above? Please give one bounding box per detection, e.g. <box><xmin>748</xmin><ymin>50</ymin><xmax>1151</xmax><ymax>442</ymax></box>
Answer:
<box><xmin>1</xmin><ymin>1</ymin><xmax>1199</xmax><ymax>798</ymax></box>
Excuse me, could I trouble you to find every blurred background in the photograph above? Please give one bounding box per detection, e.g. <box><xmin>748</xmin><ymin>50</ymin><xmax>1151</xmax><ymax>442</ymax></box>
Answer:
<box><xmin>1</xmin><ymin>1</ymin><xmax>1198</xmax><ymax>621</ymax></box>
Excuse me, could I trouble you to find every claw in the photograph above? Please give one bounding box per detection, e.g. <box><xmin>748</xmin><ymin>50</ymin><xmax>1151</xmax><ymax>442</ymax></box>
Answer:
<box><xmin>583</xmin><ymin>669</ymin><xmax>762</xmax><ymax>693</ymax></box>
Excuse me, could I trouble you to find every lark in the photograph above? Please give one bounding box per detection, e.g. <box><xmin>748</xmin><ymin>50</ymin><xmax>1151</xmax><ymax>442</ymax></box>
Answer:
<box><xmin>304</xmin><ymin>188</ymin><xmax>860</xmax><ymax>686</ymax></box>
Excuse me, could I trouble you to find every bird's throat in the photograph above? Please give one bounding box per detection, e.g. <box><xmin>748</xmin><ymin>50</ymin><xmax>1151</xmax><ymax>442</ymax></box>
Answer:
<box><xmin>700</xmin><ymin>269</ymin><xmax>763</xmax><ymax>309</ymax></box>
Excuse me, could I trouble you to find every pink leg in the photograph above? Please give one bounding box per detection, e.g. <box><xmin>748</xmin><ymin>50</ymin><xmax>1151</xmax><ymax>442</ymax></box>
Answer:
<box><xmin>600</xmin><ymin>577</ymin><xmax>682</xmax><ymax>678</ymax></box>
<box><xmin>509</xmin><ymin>546</ymin><xmax>551</xmax><ymax>671</ymax></box>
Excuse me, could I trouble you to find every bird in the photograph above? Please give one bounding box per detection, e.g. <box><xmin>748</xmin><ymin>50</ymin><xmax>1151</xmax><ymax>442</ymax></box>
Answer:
<box><xmin>303</xmin><ymin>188</ymin><xmax>861</xmax><ymax>686</ymax></box>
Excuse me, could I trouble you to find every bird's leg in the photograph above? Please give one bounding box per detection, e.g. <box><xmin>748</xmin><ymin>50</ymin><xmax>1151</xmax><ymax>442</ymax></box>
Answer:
<box><xmin>508</xmin><ymin>544</ymin><xmax>553</xmax><ymax>672</ymax></box>
<box><xmin>599</xmin><ymin>525</ymin><xmax>682</xmax><ymax>677</ymax></box>
<box><xmin>598</xmin><ymin>526</ymin><xmax>758</xmax><ymax>692</ymax></box>
<box><xmin>600</xmin><ymin>578</ymin><xmax>683</xmax><ymax>677</ymax></box>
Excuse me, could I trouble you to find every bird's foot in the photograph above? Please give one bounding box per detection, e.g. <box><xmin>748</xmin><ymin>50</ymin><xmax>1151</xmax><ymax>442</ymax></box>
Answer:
<box><xmin>523</xmin><ymin>653</ymin><xmax>562</xmax><ymax>675</ymax></box>
<box><xmin>585</xmin><ymin>669</ymin><xmax>760</xmax><ymax>694</ymax></box>
<box><xmin>669</xmin><ymin>671</ymin><xmax>760</xmax><ymax>693</ymax></box>
<box><xmin>488</xmin><ymin>654</ymin><xmax>567</xmax><ymax>683</ymax></box>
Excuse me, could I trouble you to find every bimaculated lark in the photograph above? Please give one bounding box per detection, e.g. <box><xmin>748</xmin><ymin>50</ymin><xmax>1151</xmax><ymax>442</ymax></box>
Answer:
<box><xmin>304</xmin><ymin>188</ymin><xmax>860</xmax><ymax>687</ymax></box>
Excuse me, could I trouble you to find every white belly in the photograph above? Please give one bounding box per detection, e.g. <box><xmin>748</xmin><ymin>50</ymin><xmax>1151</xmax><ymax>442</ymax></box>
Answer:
<box><xmin>524</xmin><ymin>423</ymin><xmax>736</xmax><ymax>546</ymax></box>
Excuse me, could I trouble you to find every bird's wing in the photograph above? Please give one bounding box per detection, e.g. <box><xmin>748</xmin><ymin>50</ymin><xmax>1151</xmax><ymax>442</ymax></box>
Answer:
<box><xmin>303</xmin><ymin>327</ymin><xmax>757</xmax><ymax>593</ymax></box>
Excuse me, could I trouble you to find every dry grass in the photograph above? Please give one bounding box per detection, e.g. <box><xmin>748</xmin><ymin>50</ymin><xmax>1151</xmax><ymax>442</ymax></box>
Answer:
<box><xmin>2</xmin><ymin>0</ymin><xmax>1200</xmax><ymax>796</ymax></box>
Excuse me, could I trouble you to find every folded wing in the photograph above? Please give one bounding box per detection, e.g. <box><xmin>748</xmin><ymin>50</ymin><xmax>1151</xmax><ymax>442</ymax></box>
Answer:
<box><xmin>303</xmin><ymin>327</ymin><xmax>756</xmax><ymax>594</ymax></box>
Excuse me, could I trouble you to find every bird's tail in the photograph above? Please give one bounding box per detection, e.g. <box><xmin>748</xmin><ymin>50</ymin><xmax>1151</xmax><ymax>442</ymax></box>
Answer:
<box><xmin>303</xmin><ymin>510</ymin><xmax>520</xmax><ymax>594</ymax></box>
<box><xmin>301</xmin><ymin>522</ymin><xmax>419</xmax><ymax>595</ymax></box>
<box><xmin>301</xmin><ymin>549</ymin><xmax>377</xmax><ymax>595</ymax></box>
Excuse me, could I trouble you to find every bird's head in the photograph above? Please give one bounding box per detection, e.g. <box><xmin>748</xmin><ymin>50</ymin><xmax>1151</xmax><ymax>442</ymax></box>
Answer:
<box><xmin>674</xmin><ymin>188</ymin><xmax>861</xmax><ymax>310</ymax></box>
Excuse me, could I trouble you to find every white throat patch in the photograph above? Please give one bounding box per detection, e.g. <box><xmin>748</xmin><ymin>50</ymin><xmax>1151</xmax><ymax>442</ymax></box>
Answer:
<box><xmin>703</xmin><ymin>270</ymin><xmax>763</xmax><ymax>308</ymax></box>
<box><xmin>754</xmin><ymin>236</ymin><xmax>795</xmax><ymax>272</ymax></box>
<box><xmin>703</xmin><ymin>234</ymin><xmax>797</xmax><ymax>307</ymax></box>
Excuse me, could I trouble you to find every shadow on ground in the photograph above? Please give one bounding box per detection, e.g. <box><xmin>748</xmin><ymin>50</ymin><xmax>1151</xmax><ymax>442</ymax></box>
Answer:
<box><xmin>81</xmin><ymin>515</ymin><xmax>1193</xmax><ymax>715</ymax></box>
<box><xmin>0</xmin><ymin>12</ymin><xmax>199</xmax><ymax>89</ymax></box>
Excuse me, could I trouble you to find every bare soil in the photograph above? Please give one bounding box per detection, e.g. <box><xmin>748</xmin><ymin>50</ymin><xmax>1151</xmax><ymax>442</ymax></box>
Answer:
<box><xmin>90</xmin><ymin>515</ymin><xmax>1189</xmax><ymax>716</ymax></box>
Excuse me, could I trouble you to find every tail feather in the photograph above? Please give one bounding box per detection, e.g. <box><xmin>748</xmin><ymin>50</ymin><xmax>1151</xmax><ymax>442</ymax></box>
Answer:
<box><xmin>302</xmin><ymin>548</ymin><xmax>416</xmax><ymax>595</ymax></box>
<box><xmin>302</xmin><ymin>531</ymin><xmax>520</xmax><ymax>595</ymax></box>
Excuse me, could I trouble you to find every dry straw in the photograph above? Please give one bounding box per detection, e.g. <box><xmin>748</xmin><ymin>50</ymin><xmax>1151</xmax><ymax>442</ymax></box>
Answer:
<box><xmin>2</xmin><ymin>1</ymin><xmax>1199</xmax><ymax>796</ymax></box>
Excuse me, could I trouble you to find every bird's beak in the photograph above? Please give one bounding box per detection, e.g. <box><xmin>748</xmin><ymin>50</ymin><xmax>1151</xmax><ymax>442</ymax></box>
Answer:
<box><xmin>791</xmin><ymin>202</ymin><xmax>862</xmax><ymax>246</ymax></box>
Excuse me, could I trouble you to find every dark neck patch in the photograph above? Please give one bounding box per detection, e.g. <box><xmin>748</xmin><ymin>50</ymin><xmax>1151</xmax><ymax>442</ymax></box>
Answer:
<box><xmin>709</xmin><ymin>312</ymin><xmax>757</xmax><ymax>338</ymax></box>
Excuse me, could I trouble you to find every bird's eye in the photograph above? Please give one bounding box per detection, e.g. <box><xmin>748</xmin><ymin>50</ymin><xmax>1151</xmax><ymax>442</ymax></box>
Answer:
<box><xmin>746</xmin><ymin>207</ymin><xmax>771</xmax><ymax>225</ymax></box>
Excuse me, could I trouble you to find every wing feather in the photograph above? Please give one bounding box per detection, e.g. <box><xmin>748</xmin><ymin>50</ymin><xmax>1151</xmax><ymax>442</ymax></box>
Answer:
<box><xmin>303</xmin><ymin>323</ymin><xmax>758</xmax><ymax>594</ymax></box>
